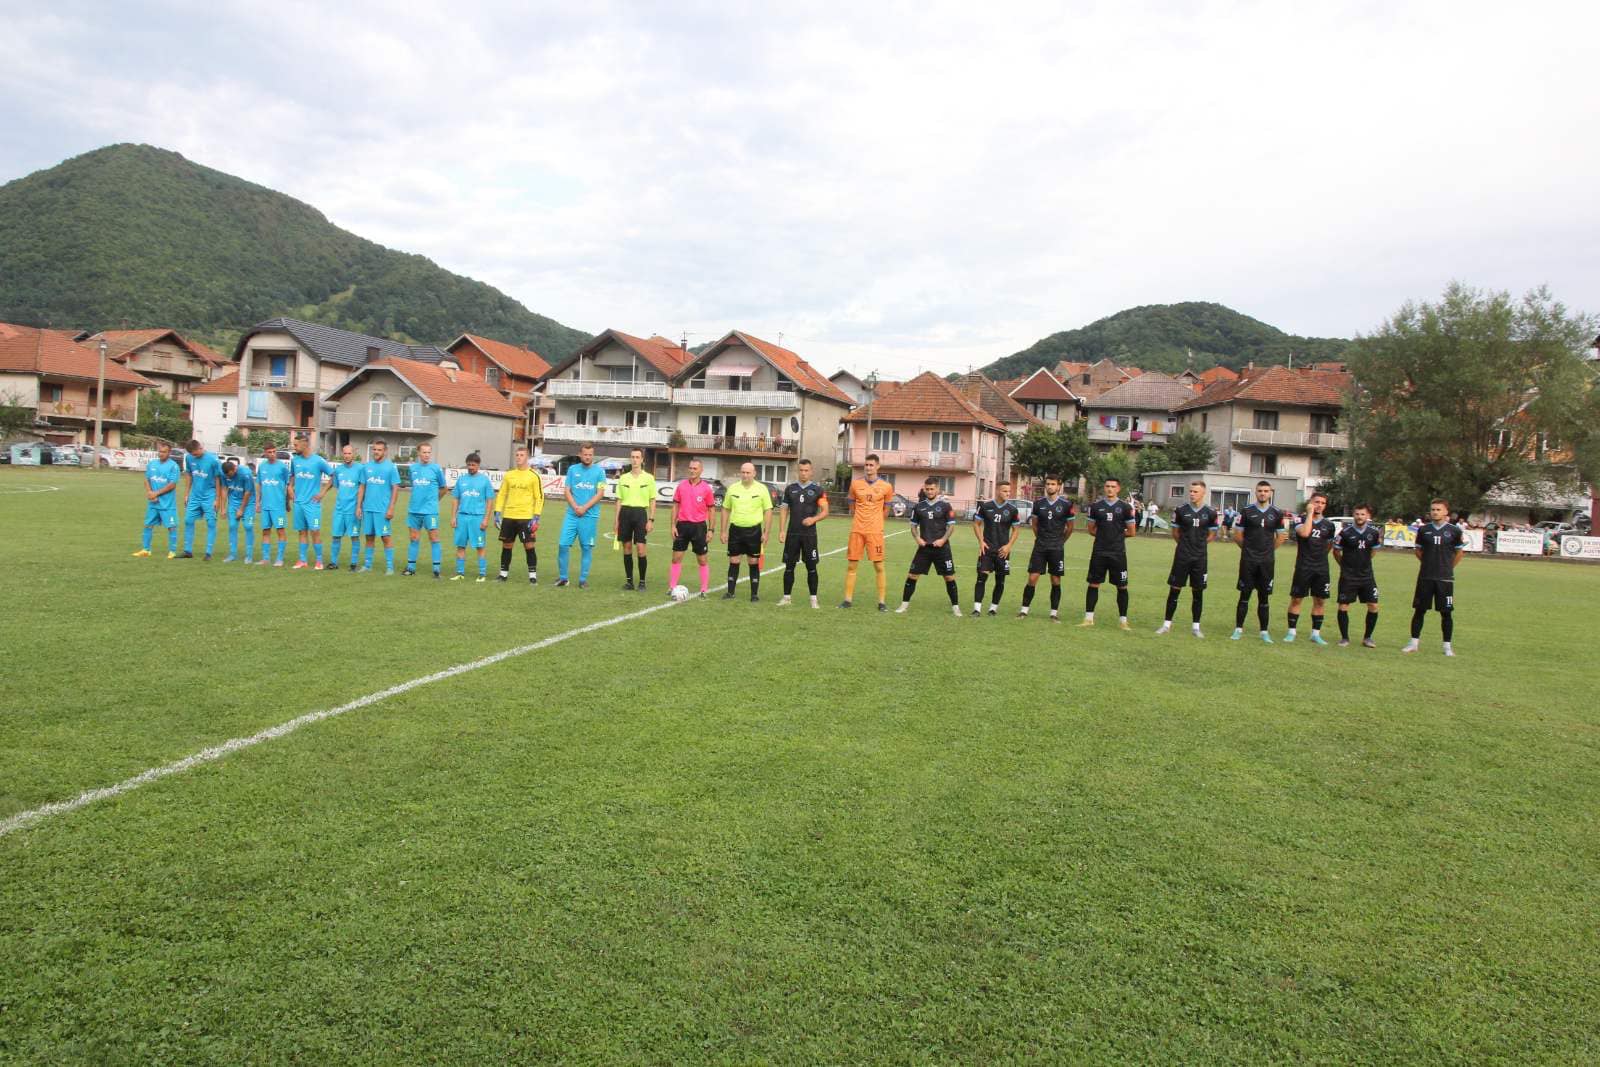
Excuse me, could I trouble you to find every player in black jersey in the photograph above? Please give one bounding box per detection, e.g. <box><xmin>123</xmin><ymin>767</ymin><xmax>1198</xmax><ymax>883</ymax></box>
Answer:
<box><xmin>1082</xmin><ymin>476</ymin><xmax>1137</xmax><ymax>628</ymax></box>
<box><xmin>1284</xmin><ymin>490</ymin><xmax>1336</xmax><ymax>645</ymax></box>
<box><xmin>1018</xmin><ymin>476</ymin><xmax>1075</xmax><ymax>621</ymax></box>
<box><xmin>971</xmin><ymin>479</ymin><xmax>1021</xmax><ymax>616</ymax></box>
<box><xmin>1403</xmin><ymin>498</ymin><xmax>1466</xmax><ymax>657</ymax></box>
<box><xmin>1333</xmin><ymin>503</ymin><xmax>1382</xmax><ymax>647</ymax></box>
<box><xmin>1156</xmin><ymin>479</ymin><xmax>1218</xmax><ymax>637</ymax></box>
<box><xmin>776</xmin><ymin>459</ymin><xmax>829</xmax><ymax>609</ymax></box>
<box><xmin>1230</xmin><ymin>481</ymin><xmax>1287</xmax><ymax>642</ymax></box>
<box><xmin>897</xmin><ymin>477</ymin><xmax>962</xmax><ymax>616</ymax></box>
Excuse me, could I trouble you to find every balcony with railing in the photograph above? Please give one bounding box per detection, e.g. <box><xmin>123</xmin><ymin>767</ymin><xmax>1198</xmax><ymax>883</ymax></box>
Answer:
<box><xmin>545</xmin><ymin>379</ymin><xmax>671</xmax><ymax>401</ymax></box>
<box><xmin>673</xmin><ymin>432</ymin><xmax>798</xmax><ymax>455</ymax></box>
<box><xmin>542</xmin><ymin>423</ymin><xmax>671</xmax><ymax>446</ymax></box>
<box><xmin>1231</xmin><ymin>427</ymin><xmax>1348</xmax><ymax>450</ymax></box>
<box><xmin>36</xmin><ymin>399</ymin><xmax>136</xmax><ymax>423</ymax></box>
<box><xmin>845</xmin><ymin>446</ymin><xmax>972</xmax><ymax>469</ymax></box>
<box><xmin>673</xmin><ymin>388</ymin><xmax>800</xmax><ymax>410</ymax></box>
<box><xmin>330</xmin><ymin>410</ymin><xmax>438</xmax><ymax>434</ymax></box>
<box><xmin>1087</xmin><ymin>425</ymin><xmax>1168</xmax><ymax>444</ymax></box>
<box><xmin>246</xmin><ymin>372</ymin><xmax>314</xmax><ymax>391</ymax></box>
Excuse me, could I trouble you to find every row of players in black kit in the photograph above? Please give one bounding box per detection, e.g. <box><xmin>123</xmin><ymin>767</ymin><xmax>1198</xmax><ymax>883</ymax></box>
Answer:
<box><xmin>898</xmin><ymin>474</ymin><xmax>1464</xmax><ymax>655</ymax></box>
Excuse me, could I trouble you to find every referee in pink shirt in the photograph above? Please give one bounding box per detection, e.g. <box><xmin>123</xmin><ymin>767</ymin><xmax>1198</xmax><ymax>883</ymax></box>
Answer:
<box><xmin>668</xmin><ymin>459</ymin><xmax>718</xmax><ymax>597</ymax></box>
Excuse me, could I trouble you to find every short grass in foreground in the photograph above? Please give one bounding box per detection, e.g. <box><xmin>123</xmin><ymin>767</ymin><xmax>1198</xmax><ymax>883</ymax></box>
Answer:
<box><xmin>1</xmin><ymin>468</ymin><xmax>1598</xmax><ymax>1063</ymax></box>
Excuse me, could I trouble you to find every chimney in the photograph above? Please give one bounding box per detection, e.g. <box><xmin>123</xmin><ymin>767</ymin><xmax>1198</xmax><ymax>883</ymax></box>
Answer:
<box><xmin>365</xmin><ymin>345</ymin><xmax>380</xmax><ymax>363</ymax></box>
<box><xmin>680</xmin><ymin>332</ymin><xmax>688</xmax><ymax>351</ymax></box>
<box><xmin>443</xmin><ymin>366</ymin><xmax>457</xmax><ymax>382</ymax></box>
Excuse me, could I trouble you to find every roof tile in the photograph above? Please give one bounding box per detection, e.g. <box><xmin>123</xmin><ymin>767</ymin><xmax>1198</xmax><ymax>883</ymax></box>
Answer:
<box><xmin>0</xmin><ymin>321</ymin><xmax>155</xmax><ymax>386</ymax></box>
<box><xmin>844</xmin><ymin>371</ymin><xmax>1006</xmax><ymax>430</ymax></box>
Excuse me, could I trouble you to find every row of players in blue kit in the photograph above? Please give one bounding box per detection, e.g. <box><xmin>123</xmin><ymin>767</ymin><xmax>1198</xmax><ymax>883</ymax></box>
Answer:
<box><xmin>131</xmin><ymin>436</ymin><xmax>610</xmax><ymax>580</ymax></box>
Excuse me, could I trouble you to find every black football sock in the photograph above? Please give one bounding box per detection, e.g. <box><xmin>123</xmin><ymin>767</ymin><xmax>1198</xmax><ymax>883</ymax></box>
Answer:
<box><xmin>806</xmin><ymin>562</ymin><xmax>819</xmax><ymax>596</ymax></box>
<box><xmin>1086</xmin><ymin>585</ymin><xmax>1100</xmax><ymax>613</ymax></box>
<box><xmin>1365</xmin><ymin>611</ymin><xmax>1378</xmax><ymax>640</ymax></box>
<box><xmin>500</xmin><ymin>546</ymin><xmax>513</xmax><ymax>573</ymax></box>
<box><xmin>1257</xmin><ymin>597</ymin><xmax>1270</xmax><ymax>631</ymax></box>
<box><xmin>1236</xmin><ymin>596</ymin><xmax>1250</xmax><ymax>629</ymax></box>
<box><xmin>623</xmin><ymin>554</ymin><xmax>634</xmax><ymax>581</ymax></box>
<box><xmin>1021</xmin><ymin>584</ymin><xmax>1036</xmax><ymax>608</ymax></box>
<box><xmin>974</xmin><ymin>575</ymin><xmax>988</xmax><ymax>604</ymax></box>
<box><xmin>1312</xmin><ymin>614</ymin><xmax>1323</xmax><ymax>631</ymax></box>
<box><xmin>1116</xmin><ymin>587</ymin><xmax>1129</xmax><ymax>617</ymax></box>
<box><xmin>1049</xmin><ymin>584</ymin><xmax>1061</xmax><ymax>612</ymax></box>
<box><xmin>1338</xmin><ymin>610</ymin><xmax>1350</xmax><ymax>640</ymax></box>
<box><xmin>749</xmin><ymin>565</ymin><xmax>760</xmax><ymax>598</ymax></box>
<box><xmin>784</xmin><ymin>564</ymin><xmax>796</xmax><ymax>595</ymax></box>
<box><xmin>945</xmin><ymin>580</ymin><xmax>959</xmax><ymax>605</ymax></box>
<box><xmin>637</xmin><ymin>557</ymin><xmax>646</xmax><ymax>582</ymax></box>
<box><xmin>1411</xmin><ymin>608</ymin><xmax>1426</xmax><ymax>639</ymax></box>
<box><xmin>525</xmin><ymin>545</ymin><xmax>537</xmax><ymax>572</ymax></box>
<box><xmin>1191</xmin><ymin>588</ymin><xmax>1204</xmax><ymax>624</ymax></box>
<box><xmin>1165</xmin><ymin>587</ymin><xmax>1180</xmax><ymax>622</ymax></box>
<box><xmin>991</xmin><ymin>575</ymin><xmax>1005</xmax><ymax>604</ymax></box>
<box><xmin>727</xmin><ymin>564</ymin><xmax>739</xmax><ymax>594</ymax></box>
<box><xmin>902</xmin><ymin>578</ymin><xmax>917</xmax><ymax>603</ymax></box>
<box><xmin>1440</xmin><ymin>608</ymin><xmax>1453</xmax><ymax>642</ymax></box>
<box><xmin>1287</xmin><ymin>611</ymin><xmax>1300</xmax><ymax>630</ymax></box>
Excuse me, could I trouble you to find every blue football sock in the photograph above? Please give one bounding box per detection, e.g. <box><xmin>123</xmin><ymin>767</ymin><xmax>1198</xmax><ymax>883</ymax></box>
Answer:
<box><xmin>168</xmin><ymin>528</ymin><xmax>178</xmax><ymax>553</ymax></box>
<box><xmin>298</xmin><ymin>543</ymin><xmax>308</xmax><ymax>564</ymax></box>
<box><xmin>329</xmin><ymin>537</ymin><xmax>341</xmax><ymax>567</ymax></box>
<box><xmin>314</xmin><ymin>542</ymin><xmax>323</xmax><ymax>564</ymax></box>
<box><xmin>579</xmin><ymin>543</ymin><xmax>594</xmax><ymax>582</ymax></box>
<box><xmin>141</xmin><ymin>527</ymin><xmax>153</xmax><ymax>551</ymax></box>
<box><xmin>431</xmin><ymin>542</ymin><xmax>442</xmax><ymax>570</ymax></box>
<box><xmin>275</xmin><ymin>541</ymin><xmax>285</xmax><ymax>563</ymax></box>
<box><xmin>456</xmin><ymin>557</ymin><xmax>466</xmax><ymax>575</ymax></box>
<box><xmin>183</xmin><ymin>518</ymin><xmax>195</xmax><ymax>552</ymax></box>
<box><xmin>406</xmin><ymin>541</ymin><xmax>419</xmax><ymax>567</ymax></box>
<box><xmin>478</xmin><ymin>557</ymin><xmax>487</xmax><ymax>576</ymax></box>
<box><xmin>384</xmin><ymin>547</ymin><xmax>394</xmax><ymax>571</ymax></box>
<box><xmin>244</xmin><ymin>527</ymin><xmax>255</xmax><ymax>562</ymax></box>
<box><xmin>364</xmin><ymin>545</ymin><xmax>374</xmax><ymax>568</ymax></box>
<box><xmin>558</xmin><ymin>544</ymin><xmax>570</xmax><ymax>580</ymax></box>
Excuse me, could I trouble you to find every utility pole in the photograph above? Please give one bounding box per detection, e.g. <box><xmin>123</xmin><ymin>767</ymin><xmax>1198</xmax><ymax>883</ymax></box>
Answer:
<box><xmin>90</xmin><ymin>337</ymin><xmax>107</xmax><ymax>470</ymax></box>
<box><xmin>863</xmin><ymin>370</ymin><xmax>878</xmax><ymax>476</ymax></box>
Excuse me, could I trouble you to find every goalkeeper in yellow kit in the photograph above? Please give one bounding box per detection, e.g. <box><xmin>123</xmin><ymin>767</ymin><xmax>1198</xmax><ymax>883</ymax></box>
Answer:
<box><xmin>494</xmin><ymin>445</ymin><xmax>546</xmax><ymax>584</ymax></box>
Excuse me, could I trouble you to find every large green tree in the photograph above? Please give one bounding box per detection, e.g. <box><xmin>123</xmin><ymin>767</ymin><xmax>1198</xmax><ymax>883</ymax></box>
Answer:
<box><xmin>1008</xmin><ymin>421</ymin><xmax>1094</xmax><ymax>486</ymax></box>
<box><xmin>1339</xmin><ymin>284</ymin><xmax>1597</xmax><ymax>517</ymax></box>
<box><xmin>1091</xmin><ymin>446</ymin><xmax>1138</xmax><ymax>492</ymax></box>
<box><xmin>131</xmin><ymin>391</ymin><xmax>192</xmax><ymax>445</ymax></box>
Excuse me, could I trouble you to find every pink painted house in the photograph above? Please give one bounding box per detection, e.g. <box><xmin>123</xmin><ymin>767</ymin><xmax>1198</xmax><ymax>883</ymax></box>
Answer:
<box><xmin>842</xmin><ymin>371</ymin><xmax>1008</xmax><ymax>510</ymax></box>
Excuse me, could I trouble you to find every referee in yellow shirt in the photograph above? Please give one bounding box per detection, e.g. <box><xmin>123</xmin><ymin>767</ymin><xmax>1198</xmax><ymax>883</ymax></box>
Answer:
<box><xmin>719</xmin><ymin>461</ymin><xmax>774</xmax><ymax>601</ymax></box>
<box><xmin>615</xmin><ymin>447</ymin><xmax>657</xmax><ymax>591</ymax></box>
<box><xmin>494</xmin><ymin>445</ymin><xmax>545</xmax><ymax>584</ymax></box>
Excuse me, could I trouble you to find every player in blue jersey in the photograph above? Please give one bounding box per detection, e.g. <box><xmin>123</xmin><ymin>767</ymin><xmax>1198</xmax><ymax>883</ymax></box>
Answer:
<box><xmin>327</xmin><ymin>444</ymin><xmax>365</xmax><ymax>572</ymax></box>
<box><xmin>253</xmin><ymin>442</ymin><xmax>291</xmax><ymax>566</ymax></box>
<box><xmin>220</xmin><ymin>458</ymin><xmax>256</xmax><ymax>563</ymax></box>
<box><xmin>450</xmin><ymin>451</ymin><xmax>495</xmax><ymax>581</ymax></box>
<box><xmin>288</xmin><ymin>434</ymin><xmax>334</xmax><ymax>570</ymax></box>
<box><xmin>180</xmin><ymin>439</ymin><xmax>224</xmax><ymax>560</ymax></box>
<box><xmin>403</xmin><ymin>442</ymin><xmax>447</xmax><ymax>578</ymax></box>
<box><xmin>133</xmin><ymin>441</ymin><xmax>182</xmax><ymax>558</ymax></box>
<box><xmin>556</xmin><ymin>442</ymin><xmax>608</xmax><ymax>588</ymax></box>
<box><xmin>355</xmin><ymin>439</ymin><xmax>401</xmax><ymax>574</ymax></box>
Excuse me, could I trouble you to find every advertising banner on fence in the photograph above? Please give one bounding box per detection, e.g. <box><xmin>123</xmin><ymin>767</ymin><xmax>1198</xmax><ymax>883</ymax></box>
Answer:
<box><xmin>1462</xmin><ymin>529</ymin><xmax>1485</xmax><ymax>552</ymax></box>
<box><xmin>1383</xmin><ymin>522</ymin><xmax>1415</xmax><ymax>548</ymax></box>
<box><xmin>1558</xmin><ymin>535</ymin><xmax>1600</xmax><ymax>560</ymax></box>
<box><xmin>1494</xmin><ymin>530</ymin><xmax>1544</xmax><ymax>556</ymax></box>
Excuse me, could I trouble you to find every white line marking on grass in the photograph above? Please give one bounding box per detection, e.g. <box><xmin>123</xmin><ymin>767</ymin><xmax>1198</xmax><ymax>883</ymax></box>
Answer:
<box><xmin>0</xmin><ymin>484</ymin><xmax>62</xmax><ymax>494</ymax></box>
<box><xmin>0</xmin><ymin>532</ymin><xmax>904</xmax><ymax>838</ymax></box>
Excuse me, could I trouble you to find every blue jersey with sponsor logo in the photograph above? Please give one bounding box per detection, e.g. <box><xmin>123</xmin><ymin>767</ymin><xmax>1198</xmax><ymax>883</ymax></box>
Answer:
<box><xmin>223</xmin><ymin>466</ymin><xmax>255</xmax><ymax>510</ymax></box>
<box><xmin>361</xmin><ymin>460</ymin><xmax>400</xmax><ymax>513</ymax></box>
<box><xmin>451</xmin><ymin>471</ymin><xmax>494</xmax><ymax>517</ymax></box>
<box><xmin>407</xmin><ymin>462</ymin><xmax>446</xmax><ymax>516</ymax></box>
<box><xmin>185</xmin><ymin>452</ymin><xmax>224</xmax><ymax>506</ymax></box>
<box><xmin>332</xmin><ymin>462</ymin><xmax>364</xmax><ymax>512</ymax></box>
<box><xmin>564</xmin><ymin>462</ymin><xmax>608</xmax><ymax>513</ymax></box>
<box><xmin>146</xmin><ymin>458</ymin><xmax>182</xmax><ymax>509</ymax></box>
<box><xmin>291</xmin><ymin>453</ymin><xmax>334</xmax><ymax>503</ymax></box>
<box><xmin>255</xmin><ymin>459</ymin><xmax>289</xmax><ymax>510</ymax></box>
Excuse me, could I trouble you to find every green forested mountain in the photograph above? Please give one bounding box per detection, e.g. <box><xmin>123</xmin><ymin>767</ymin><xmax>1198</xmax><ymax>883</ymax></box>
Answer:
<box><xmin>982</xmin><ymin>302</ymin><xmax>1351</xmax><ymax>379</ymax></box>
<box><xmin>0</xmin><ymin>144</ymin><xmax>591</xmax><ymax>360</ymax></box>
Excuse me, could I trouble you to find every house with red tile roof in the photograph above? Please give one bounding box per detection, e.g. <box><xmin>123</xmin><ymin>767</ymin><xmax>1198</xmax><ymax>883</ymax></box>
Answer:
<box><xmin>1083</xmin><ymin>372</ymin><xmax>1200</xmax><ymax>452</ymax></box>
<box><xmin>666</xmin><ymin>331</ymin><xmax>854</xmax><ymax>482</ymax></box>
<box><xmin>444</xmin><ymin>333</ymin><xmax>552</xmax><ymax>446</ymax></box>
<box><xmin>1173</xmin><ymin>364</ymin><xmax>1348</xmax><ymax>485</ymax></box>
<box><xmin>0</xmin><ymin>321</ymin><xmax>154</xmax><ymax>446</ymax></box>
<box><xmin>322</xmin><ymin>358</ymin><xmax>523</xmax><ymax>466</ymax></box>
<box><xmin>1197</xmin><ymin>365</ymin><xmax>1239</xmax><ymax>386</ymax></box>
<box><xmin>83</xmin><ymin>329</ymin><xmax>231</xmax><ymax>415</ymax></box>
<box><xmin>189</xmin><ymin>369</ymin><xmax>243</xmax><ymax>451</ymax></box>
<box><xmin>1053</xmin><ymin>358</ymin><xmax>1141</xmax><ymax>401</ymax></box>
<box><xmin>539</xmin><ymin>329</ymin><xmax>695</xmax><ymax>466</ymax></box>
<box><xmin>842</xmin><ymin>371</ymin><xmax>1008</xmax><ymax>509</ymax></box>
<box><xmin>1006</xmin><ymin>367</ymin><xmax>1083</xmax><ymax>427</ymax></box>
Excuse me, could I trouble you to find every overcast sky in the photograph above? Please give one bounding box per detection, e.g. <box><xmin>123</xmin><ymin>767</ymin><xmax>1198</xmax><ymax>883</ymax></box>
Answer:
<box><xmin>3</xmin><ymin>0</ymin><xmax>1597</xmax><ymax>377</ymax></box>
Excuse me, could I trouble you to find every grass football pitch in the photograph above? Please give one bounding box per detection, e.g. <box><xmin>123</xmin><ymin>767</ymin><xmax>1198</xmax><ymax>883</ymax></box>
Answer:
<box><xmin>2</xmin><ymin>468</ymin><xmax>1597</xmax><ymax>1063</ymax></box>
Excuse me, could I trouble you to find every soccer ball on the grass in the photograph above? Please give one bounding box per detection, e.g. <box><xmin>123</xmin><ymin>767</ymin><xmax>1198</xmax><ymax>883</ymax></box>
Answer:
<box><xmin>671</xmin><ymin>585</ymin><xmax>690</xmax><ymax>602</ymax></box>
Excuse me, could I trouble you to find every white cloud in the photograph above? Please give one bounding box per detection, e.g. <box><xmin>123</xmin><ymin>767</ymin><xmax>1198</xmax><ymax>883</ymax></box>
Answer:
<box><xmin>3</xmin><ymin>0</ymin><xmax>1597</xmax><ymax>375</ymax></box>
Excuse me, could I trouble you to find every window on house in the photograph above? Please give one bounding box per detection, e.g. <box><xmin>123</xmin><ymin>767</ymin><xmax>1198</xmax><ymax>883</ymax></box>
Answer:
<box><xmin>1252</xmin><ymin>410</ymin><xmax>1279</xmax><ymax>431</ymax></box>
<box><xmin>247</xmin><ymin>390</ymin><xmax>268</xmax><ymax>420</ymax></box>
<box><xmin>931</xmin><ymin>431</ymin><xmax>960</xmax><ymax>452</ymax></box>
<box><xmin>1201</xmin><ymin>413</ymin><xmax>1209</xmax><ymax>431</ymax></box>
<box><xmin>625</xmin><ymin>410</ymin><xmax>661</xmax><ymax>428</ymax></box>
<box><xmin>1169</xmin><ymin>485</ymin><xmax>1184</xmax><ymax>499</ymax></box>
<box><xmin>688</xmin><ymin>373</ymin><xmax>706</xmax><ymax>389</ymax></box>
<box><xmin>221</xmin><ymin>401</ymin><xmax>229</xmax><ymax>419</ymax></box>
<box><xmin>575</xmin><ymin>408</ymin><xmax>600</xmax><ymax>426</ymax></box>
<box><xmin>1493</xmin><ymin>429</ymin><xmax>1513</xmax><ymax>451</ymax></box>
<box><xmin>775</xmin><ymin>377</ymin><xmax>795</xmax><ymax>391</ymax></box>
<box><xmin>606</xmin><ymin>366</ymin><xmax>634</xmax><ymax>383</ymax></box>
<box><xmin>394</xmin><ymin>443</ymin><xmax>417</xmax><ymax>461</ymax></box>
<box><xmin>1310</xmin><ymin>412</ymin><xmax>1337</xmax><ymax>435</ymax></box>
<box><xmin>485</xmin><ymin>367</ymin><xmax>501</xmax><ymax>388</ymax></box>
<box><xmin>155</xmin><ymin>354</ymin><xmax>173</xmax><ymax>370</ymax></box>
<box><xmin>1250</xmin><ymin>453</ymin><xmax>1279</xmax><ymax>475</ymax></box>
<box><xmin>933</xmin><ymin>476</ymin><xmax>956</xmax><ymax>496</ymax></box>
<box><xmin>369</xmin><ymin>392</ymin><xmax>390</xmax><ymax>428</ymax></box>
<box><xmin>268</xmin><ymin>354</ymin><xmax>290</xmax><ymax>385</ymax></box>
<box><xmin>729</xmin><ymin>375</ymin><xmax>752</xmax><ymax>392</ymax></box>
<box><xmin>872</xmin><ymin>428</ymin><xmax>900</xmax><ymax>451</ymax></box>
<box><xmin>1041</xmin><ymin>403</ymin><xmax>1058</xmax><ymax>420</ymax></box>
<box><xmin>399</xmin><ymin>397</ymin><xmax>425</xmax><ymax>430</ymax></box>
<box><xmin>44</xmin><ymin>384</ymin><xmax>63</xmax><ymax>403</ymax></box>
<box><xmin>643</xmin><ymin>370</ymin><xmax>663</xmax><ymax>383</ymax></box>
<box><xmin>1308</xmin><ymin>455</ymin><xmax>1326</xmax><ymax>477</ymax></box>
<box><xmin>698</xmin><ymin>414</ymin><xmax>730</xmax><ymax>436</ymax></box>
<box><xmin>757</xmin><ymin>463</ymin><xmax>788</xmax><ymax>482</ymax></box>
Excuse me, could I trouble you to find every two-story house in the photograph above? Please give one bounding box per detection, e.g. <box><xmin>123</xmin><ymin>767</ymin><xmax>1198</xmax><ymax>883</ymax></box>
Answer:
<box><xmin>1057</xmin><ymin>358</ymin><xmax>1141</xmax><ymax>402</ymax></box>
<box><xmin>322</xmin><ymin>359</ymin><xmax>523</xmax><ymax>466</ymax></box>
<box><xmin>444</xmin><ymin>333</ymin><xmax>552</xmax><ymax>446</ymax></box>
<box><xmin>952</xmin><ymin>372</ymin><xmax>1037</xmax><ymax>483</ymax></box>
<box><xmin>842</xmin><ymin>371</ymin><xmax>1007</xmax><ymax>510</ymax></box>
<box><xmin>1081</xmin><ymin>372</ymin><xmax>1198</xmax><ymax>453</ymax></box>
<box><xmin>1173</xmin><ymin>364</ymin><xmax>1348</xmax><ymax>485</ymax></box>
<box><xmin>0</xmin><ymin>321</ymin><xmax>153</xmax><ymax>446</ymax></box>
<box><xmin>667</xmin><ymin>331</ymin><xmax>854</xmax><ymax>483</ymax></box>
<box><xmin>539</xmin><ymin>329</ymin><xmax>691</xmax><ymax>468</ymax></box>
<box><xmin>84</xmin><ymin>329</ymin><xmax>230</xmax><ymax>415</ymax></box>
<box><xmin>229</xmin><ymin>318</ymin><xmax>450</xmax><ymax>451</ymax></box>
<box><xmin>1005</xmin><ymin>367</ymin><xmax>1083</xmax><ymax>428</ymax></box>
